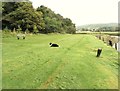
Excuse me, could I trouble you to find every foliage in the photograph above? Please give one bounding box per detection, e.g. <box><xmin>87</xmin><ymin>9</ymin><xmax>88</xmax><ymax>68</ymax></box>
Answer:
<box><xmin>0</xmin><ymin>2</ymin><xmax>2</xmax><ymax>21</ymax></box>
<box><xmin>2</xmin><ymin>2</ymin><xmax>44</xmax><ymax>33</ymax></box>
<box><xmin>16</xmin><ymin>25</ymin><xmax>22</xmax><ymax>33</ymax></box>
<box><xmin>37</xmin><ymin>5</ymin><xmax>76</xmax><ymax>34</ymax></box>
<box><xmin>2</xmin><ymin>1</ymin><xmax>76</xmax><ymax>34</ymax></box>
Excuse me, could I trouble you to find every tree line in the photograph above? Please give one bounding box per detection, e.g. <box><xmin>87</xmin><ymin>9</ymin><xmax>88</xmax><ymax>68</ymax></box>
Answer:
<box><xmin>77</xmin><ymin>23</ymin><xmax>119</xmax><ymax>32</ymax></box>
<box><xmin>80</xmin><ymin>27</ymin><xmax>119</xmax><ymax>32</ymax></box>
<box><xmin>2</xmin><ymin>1</ymin><xmax>76</xmax><ymax>34</ymax></box>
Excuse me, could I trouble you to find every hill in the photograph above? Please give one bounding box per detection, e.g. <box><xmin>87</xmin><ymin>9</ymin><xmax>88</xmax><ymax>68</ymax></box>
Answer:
<box><xmin>77</xmin><ymin>23</ymin><xmax>118</xmax><ymax>32</ymax></box>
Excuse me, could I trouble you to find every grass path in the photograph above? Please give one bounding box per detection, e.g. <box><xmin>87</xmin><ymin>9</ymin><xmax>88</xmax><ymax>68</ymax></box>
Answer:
<box><xmin>2</xmin><ymin>34</ymin><xmax>118</xmax><ymax>89</ymax></box>
<box><xmin>39</xmin><ymin>35</ymin><xmax>85</xmax><ymax>89</ymax></box>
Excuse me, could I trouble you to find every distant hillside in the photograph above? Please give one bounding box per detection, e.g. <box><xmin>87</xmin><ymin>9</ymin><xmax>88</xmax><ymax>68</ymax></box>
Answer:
<box><xmin>77</xmin><ymin>23</ymin><xmax>118</xmax><ymax>31</ymax></box>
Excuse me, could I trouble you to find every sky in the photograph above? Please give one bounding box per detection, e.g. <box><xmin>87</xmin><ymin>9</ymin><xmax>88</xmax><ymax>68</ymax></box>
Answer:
<box><xmin>30</xmin><ymin>0</ymin><xmax>119</xmax><ymax>26</ymax></box>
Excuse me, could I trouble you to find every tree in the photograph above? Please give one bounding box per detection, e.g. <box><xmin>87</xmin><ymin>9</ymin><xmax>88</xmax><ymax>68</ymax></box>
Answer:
<box><xmin>17</xmin><ymin>25</ymin><xmax>22</xmax><ymax>33</ymax></box>
<box><xmin>2</xmin><ymin>2</ymin><xmax>76</xmax><ymax>34</ymax></box>
<box><xmin>2</xmin><ymin>2</ymin><xmax>44</xmax><ymax>33</ymax></box>
<box><xmin>33</xmin><ymin>25</ymin><xmax>38</xmax><ymax>33</ymax></box>
<box><xmin>37</xmin><ymin>5</ymin><xmax>76</xmax><ymax>34</ymax></box>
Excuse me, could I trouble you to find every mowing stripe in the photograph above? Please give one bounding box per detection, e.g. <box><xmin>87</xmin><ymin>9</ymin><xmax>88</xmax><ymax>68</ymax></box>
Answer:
<box><xmin>38</xmin><ymin>35</ymin><xmax>85</xmax><ymax>89</ymax></box>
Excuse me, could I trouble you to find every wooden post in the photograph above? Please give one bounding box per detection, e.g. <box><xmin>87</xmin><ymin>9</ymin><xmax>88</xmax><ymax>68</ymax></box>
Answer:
<box><xmin>109</xmin><ymin>40</ymin><xmax>113</xmax><ymax>47</ymax></box>
<box><xmin>96</xmin><ymin>48</ymin><xmax>102</xmax><ymax>57</ymax></box>
<box><xmin>23</xmin><ymin>36</ymin><xmax>25</xmax><ymax>39</ymax></box>
<box><xmin>115</xmin><ymin>43</ymin><xmax>117</xmax><ymax>50</ymax></box>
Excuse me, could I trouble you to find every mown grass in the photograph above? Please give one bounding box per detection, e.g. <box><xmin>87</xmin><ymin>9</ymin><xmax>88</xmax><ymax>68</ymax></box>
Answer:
<box><xmin>2</xmin><ymin>33</ymin><xmax>118</xmax><ymax>89</ymax></box>
<box><xmin>0</xmin><ymin>31</ymin><xmax>2</xmax><ymax>90</ymax></box>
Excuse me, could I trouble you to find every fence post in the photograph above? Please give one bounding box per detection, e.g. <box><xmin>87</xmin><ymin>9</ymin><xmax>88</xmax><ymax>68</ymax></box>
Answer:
<box><xmin>96</xmin><ymin>48</ymin><xmax>102</xmax><ymax>57</ymax></box>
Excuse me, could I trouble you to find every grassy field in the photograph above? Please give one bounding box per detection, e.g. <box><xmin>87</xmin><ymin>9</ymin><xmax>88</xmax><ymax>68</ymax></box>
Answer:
<box><xmin>0</xmin><ymin>31</ymin><xmax>2</xmax><ymax>90</ymax></box>
<box><xmin>2</xmin><ymin>33</ymin><xmax>118</xmax><ymax>89</ymax></box>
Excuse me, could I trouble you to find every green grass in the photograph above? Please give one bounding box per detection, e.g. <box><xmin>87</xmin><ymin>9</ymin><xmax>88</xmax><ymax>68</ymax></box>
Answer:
<box><xmin>2</xmin><ymin>33</ymin><xmax>118</xmax><ymax>89</ymax></box>
<box><xmin>0</xmin><ymin>31</ymin><xmax>2</xmax><ymax>90</ymax></box>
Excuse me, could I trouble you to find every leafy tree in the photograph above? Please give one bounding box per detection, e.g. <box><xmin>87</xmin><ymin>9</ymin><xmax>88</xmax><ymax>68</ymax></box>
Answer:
<box><xmin>2</xmin><ymin>1</ymin><xmax>76</xmax><ymax>34</ymax></box>
<box><xmin>33</xmin><ymin>25</ymin><xmax>38</xmax><ymax>33</ymax></box>
<box><xmin>2</xmin><ymin>2</ymin><xmax>44</xmax><ymax>33</ymax></box>
<box><xmin>17</xmin><ymin>25</ymin><xmax>22</xmax><ymax>33</ymax></box>
<box><xmin>37</xmin><ymin>5</ymin><xmax>76</xmax><ymax>34</ymax></box>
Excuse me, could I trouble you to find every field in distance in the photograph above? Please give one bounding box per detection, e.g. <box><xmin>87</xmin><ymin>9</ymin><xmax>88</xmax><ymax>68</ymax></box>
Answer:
<box><xmin>2</xmin><ymin>33</ymin><xmax>118</xmax><ymax>89</ymax></box>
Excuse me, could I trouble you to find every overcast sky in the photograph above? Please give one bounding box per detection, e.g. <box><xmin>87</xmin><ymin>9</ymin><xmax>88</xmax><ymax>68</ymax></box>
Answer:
<box><xmin>30</xmin><ymin>0</ymin><xmax>119</xmax><ymax>26</ymax></box>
